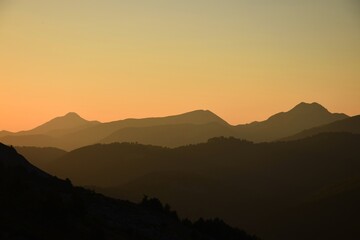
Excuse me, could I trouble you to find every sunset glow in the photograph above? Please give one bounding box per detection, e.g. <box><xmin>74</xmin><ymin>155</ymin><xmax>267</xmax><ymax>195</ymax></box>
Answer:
<box><xmin>1</xmin><ymin>0</ymin><xmax>359</xmax><ymax>131</ymax></box>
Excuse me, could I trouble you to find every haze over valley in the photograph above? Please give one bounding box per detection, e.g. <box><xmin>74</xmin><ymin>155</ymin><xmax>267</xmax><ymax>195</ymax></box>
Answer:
<box><xmin>0</xmin><ymin>102</ymin><xmax>351</xmax><ymax>150</ymax></box>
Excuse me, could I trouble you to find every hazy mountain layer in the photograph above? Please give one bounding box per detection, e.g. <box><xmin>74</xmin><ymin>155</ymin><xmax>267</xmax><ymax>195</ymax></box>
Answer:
<box><xmin>0</xmin><ymin>110</ymin><xmax>229</xmax><ymax>150</ymax></box>
<box><xmin>101</xmin><ymin>122</ymin><xmax>236</xmax><ymax>147</ymax></box>
<box><xmin>282</xmin><ymin>115</ymin><xmax>360</xmax><ymax>141</ymax></box>
<box><xmin>0</xmin><ymin>143</ymin><xmax>258</xmax><ymax>240</ymax></box>
<box><xmin>20</xmin><ymin>133</ymin><xmax>360</xmax><ymax>240</ymax></box>
<box><xmin>59</xmin><ymin>110</ymin><xmax>229</xmax><ymax>149</ymax></box>
<box><xmin>17</xmin><ymin>112</ymin><xmax>100</xmax><ymax>137</ymax></box>
<box><xmin>0</xmin><ymin>102</ymin><xmax>350</xmax><ymax>149</ymax></box>
<box><xmin>234</xmin><ymin>102</ymin><xmax>348</xmax><ymax>142</ymax></box>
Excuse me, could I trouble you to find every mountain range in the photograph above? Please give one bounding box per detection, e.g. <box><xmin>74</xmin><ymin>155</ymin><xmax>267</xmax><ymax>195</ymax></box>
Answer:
<box><xmin>0</xmin><ymin>102</ymin><xmax>351</xmax><ymax>150</ymax></box>
<box><xmin>234</xmin><ymin>102</ymin><xmax>348</xmax><ymax>142</ymax></box>
<box><xmin>16</xmin><ymin>132</ymin><xmax>360</xmax><ymax>240</ymax></box>
<box><xmin>3</xmin><ymin>102</ymin><xmax>360</xmax><ymax>239</ymax></box>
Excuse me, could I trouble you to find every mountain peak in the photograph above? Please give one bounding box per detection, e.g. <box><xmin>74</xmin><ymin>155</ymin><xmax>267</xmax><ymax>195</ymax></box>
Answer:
<box><xmin>27</xmin><ymin>112</ymin><xmax>97</xmax><ymax>135</ymax></box>
<box><xmin>48</xmin><ymin>112</ymin><xmax>88</xmax><ymax>124</ymax></box>
<box><xmin>291</xmin><ymin>102</ymin><xmax>328</xmax><ymax>113</ymax></box>
<box><xmin>179</xmin><ymin>109</ymin><xmax>228</xmax><ymax>125</ymax></box>
<box><xmin>63</xmin><ymin>112</ymin><xmax>82</xmax><ymax>119</ymax></box>
<box><xmin>186</xmin><ymin>109</ymin><xmax>214</xmax><ymax>115</ymax></box>
<box><xmin>239</xmin><ymin>102</ymin><xmax>350</xmax><ymax>142</ymax></box>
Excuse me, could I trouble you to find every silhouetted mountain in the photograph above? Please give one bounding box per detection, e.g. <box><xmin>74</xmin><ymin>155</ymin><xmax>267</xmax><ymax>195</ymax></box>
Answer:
<box><xmin>0</xmin><ymin>103</ymin><xmax>350</xmax><ymax>149</ymax></box>
<box><xmin>0</xmin><ymin>113</ymin><xmax>100</xmax><ymax>148</ymax></box>
<box><xmin>101</xmin><ymin>122</ymin><xmax>236</xmax><ymax>147</ymax></box>
<box><xmin>0</xmin><ymin>110</ymin><xmax>230</xmax><ymax>150</ymax></box>
<box><xmin>282</xmin><ymin>115</ymin><xmax>360</xmax><ymax>141</ymax></box>
<box><xmin>24</xmin><ymin>133</ymin><xmax>360</xmax><ymax>240</ymax></box>
<box><xmin>75</xmin><ymin>102</ymin><xmax>349</xmax><ymax>148</ymax></box>
<box><xmin>59</xmin><ymin>110</ymin><xmax>229</xmax><ymax>150</ymax></box>
<box><xmin>0</xmin><ymin>142</ymin><xmax>258</xmax><ymax>240</ymax></box>
<box><xmin>234</xmin><ymin>102</ymin><xmax>348</xmax><ymax>142</ymax></box>
<box><xmin>19</xmin><ymin>112</ymin><xmax>100</xmax><ymax>136</ymax></box>
<box><xmin>99</xmin><ymin>102</ymin><xmax>350</xmax><ymax>146</ymax></box>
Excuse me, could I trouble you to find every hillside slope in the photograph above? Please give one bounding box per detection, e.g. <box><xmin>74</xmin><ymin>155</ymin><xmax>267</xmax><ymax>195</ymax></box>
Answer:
<box><xmin>0</xmin><ymin>143</ymin><xmax>258</xmax><ymax>240</ymax></box>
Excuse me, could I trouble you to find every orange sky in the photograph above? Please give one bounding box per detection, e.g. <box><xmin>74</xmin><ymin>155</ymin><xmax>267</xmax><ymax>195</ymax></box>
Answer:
<box><xmin>1</xmin><ymin>0</ymin><xmax>359</xmax><ymax>131</ymax></box>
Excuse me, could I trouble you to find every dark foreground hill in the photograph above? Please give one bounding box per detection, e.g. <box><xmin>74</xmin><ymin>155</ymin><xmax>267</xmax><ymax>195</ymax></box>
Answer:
<box><xmin>21</xmin><ymin>133</ymin><xmax>360</xmax><ymax>240</ymax></box>
<box><xmin>0</xmin><ymin>143</ymin><xmax>258</xmax><ymax>240</ymax></box>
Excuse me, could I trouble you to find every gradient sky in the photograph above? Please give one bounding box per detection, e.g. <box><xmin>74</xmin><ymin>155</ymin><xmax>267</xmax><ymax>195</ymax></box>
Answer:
<box><xmin>1</xmin><ymin>0</ymin><xmax>359</xmax><ymax>131</ymax></box>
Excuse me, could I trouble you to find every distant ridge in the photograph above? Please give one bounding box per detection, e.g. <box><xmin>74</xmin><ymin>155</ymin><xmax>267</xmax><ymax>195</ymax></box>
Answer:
<box><xmin>121</xmin><ymin>110</ymin><xmax>229</xmax><ymax>125</ymax></box>
<box><xmin>57</xmin><ymin>109</ymin><xmax>230</xmax><ymax>149</ymax></box>
<box><xmin>290</xmin><ymin>101</ymin><xmax>328</xmax><ymax>111</ymax></box>
<box><xmin>0</xmin><ymin>112</ymin><xmax>100</xmax><ymax>138</ymax></box>
<box><xmin>20</xmin><ymin>112</ymin><xmax>100</xmax><ymax>136</ymax></box>
<box><xmin>282</xmin><ymin>115</ymin><xmax>360</xmax><ymax>141</ymax></box>
<box><xmin>0</xmin><ymin>103</ymin><xmax>352</xmax><ymax>149</ymax></box>
<box><xmin>234</xmin><ymin>102</ymin><xmax>348</xmax><ymax>142</ymax></box>
<box><xmin>0</xmin><ymin>110</ymin><xmax>230</xmax><ymax>150</ymax></box>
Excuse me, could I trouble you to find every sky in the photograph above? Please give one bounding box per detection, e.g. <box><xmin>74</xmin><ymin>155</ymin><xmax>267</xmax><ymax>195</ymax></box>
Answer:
<box><xmin>1</xmin><ymin>0</ymin><xmax>359</xmax><ymax>131</ymax></box>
